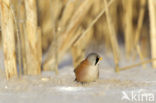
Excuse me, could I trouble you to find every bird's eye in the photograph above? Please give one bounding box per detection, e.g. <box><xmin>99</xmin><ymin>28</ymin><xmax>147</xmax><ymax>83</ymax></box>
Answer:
<box><xmin>95</xmin><ymin>57</ymin><xmax>99</xmax><ymax>65</ymax></box>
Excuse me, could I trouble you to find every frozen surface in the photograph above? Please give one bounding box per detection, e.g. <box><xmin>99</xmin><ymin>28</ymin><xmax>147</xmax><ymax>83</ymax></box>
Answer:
<box><xmin>0</xmin><ymin>45</ymin><xmax>156</xmax><ymax>103</ymax></box>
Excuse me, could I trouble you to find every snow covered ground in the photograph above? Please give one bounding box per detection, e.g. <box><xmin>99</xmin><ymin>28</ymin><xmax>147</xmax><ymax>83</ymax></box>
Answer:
<box><xmin>0</xmin><ymin>45</ymin><xmax>156</xmax><ymax>103</ymax></box>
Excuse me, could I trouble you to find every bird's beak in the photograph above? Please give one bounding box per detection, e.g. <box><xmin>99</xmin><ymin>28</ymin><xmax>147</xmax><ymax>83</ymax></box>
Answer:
<box><xmin>99</xmin><ymin>57</ymin><xmax>103</xmax><ymax>61</ymax></box>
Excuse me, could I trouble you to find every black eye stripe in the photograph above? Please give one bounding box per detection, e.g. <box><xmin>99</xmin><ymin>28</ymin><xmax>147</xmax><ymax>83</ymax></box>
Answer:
<box><xmin>95</xmin><ymin>57</ymin><xmax>99</xmax><ymax>65</ymax></box>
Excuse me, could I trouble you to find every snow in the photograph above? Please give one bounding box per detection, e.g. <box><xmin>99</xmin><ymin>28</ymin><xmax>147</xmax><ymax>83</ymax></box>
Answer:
<box><xmin>0</xmin><ymin>45</ymin><xmax>156</xmax><ymax>103</ymax></box>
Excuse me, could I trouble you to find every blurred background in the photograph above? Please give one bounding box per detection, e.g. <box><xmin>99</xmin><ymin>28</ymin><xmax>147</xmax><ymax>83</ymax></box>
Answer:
<box><xmin>0</xmin><ymin>0</ymin><xmax>156</xmax><ymax>79</ymax></box>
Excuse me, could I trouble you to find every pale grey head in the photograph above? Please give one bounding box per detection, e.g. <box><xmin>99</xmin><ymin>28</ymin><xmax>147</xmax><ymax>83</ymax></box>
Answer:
<box><xmin>86</xmin><ymin>53</ymin><xmax>102</xmax><ymax>66</ymax></box>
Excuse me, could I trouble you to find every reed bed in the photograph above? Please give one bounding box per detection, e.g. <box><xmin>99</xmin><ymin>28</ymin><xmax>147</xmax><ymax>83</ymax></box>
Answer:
<box><xmin>0</xmin><ymin>0</ymin><xmax>156</xmax><ymax>79</ymax></box>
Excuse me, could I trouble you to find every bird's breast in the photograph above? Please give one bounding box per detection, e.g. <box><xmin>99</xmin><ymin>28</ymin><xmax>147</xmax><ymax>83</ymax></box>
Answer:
<box><xmin>85</xmin><ymin>65</ymin><xmax>99</xmax><ymax>81</ymax></box>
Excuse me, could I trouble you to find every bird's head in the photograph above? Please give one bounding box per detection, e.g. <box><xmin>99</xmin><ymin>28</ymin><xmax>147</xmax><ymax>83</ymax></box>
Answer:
<box><xmin>86</xmin><ymin>53</ymin><xmax>102</xmax><ymax>66</ymax></box>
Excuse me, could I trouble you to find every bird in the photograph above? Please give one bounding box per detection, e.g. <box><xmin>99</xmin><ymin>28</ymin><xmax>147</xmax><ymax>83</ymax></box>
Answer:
<box><xmin>74</xmin><ymin>53</ymin><xmax>102</xmax><ymax>83</ymax></box>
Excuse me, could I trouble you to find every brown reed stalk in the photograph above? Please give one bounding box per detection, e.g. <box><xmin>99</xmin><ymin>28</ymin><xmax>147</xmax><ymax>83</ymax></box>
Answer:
<box><xmin>71</xmin><ymin>28</ymin><xmax>84</xmax><ymax>68</ymax></box>
<box><xmin>74</xmin><ymin>0</ymin><xmax>115</xmax><ymax>46</ymax></box>
<box><xmin>134</xmin><ymin>0</ymin><xmax>146</xmax><ymax>46</ymax></box>
<box><xmin>132</xmin><ymin>0</ymin><xmax>146</xmax><ymax>68</ymax></box>
<box><xmin>58</xmin><ymin>0</ymin><xmax>75</xmax><ymax>29</ymax></box>
<box><xmin>43</xmin><ymin>0</ymin><xmax>93</xmax><ymax>70</ymax></box>
<box><xmin>42</xmin><ymin>0</ymin><xmax>59</xmax><ymax>73</ymax></box>
<box><xmin>119</xmin><ymin>58</ymin><xmax>156</xmax><ymax>71</ymax></box>
<box><xmin>59</xmin><ymin>0</ymin><xmax>93</xmax><ymax>46</ymax></box>
<box><xmin>38</xmin><ymin>0</ymin><xmax>60</xmax><ymax>51</ymax></box>
<box><xmin>140</xmin><ymin>33</ymin><xmax>149</xmax><ymax>58</ymax></box>
<box><xmin>0</xmin><ymin>0</ymin><xmax>17</xmax><ymax>79</ymax></box>
<box><xmin>10</xmin><ymin>3</ymin><xmax>23</xmax><ymax>76</ymax></box>
<box><xmin>52</xmin><ymin>32</ymin><xmax>59</xmax><ymax>74</ymax></box>
<box><xmin>24</xmin><ymin>0</ymin><xmax>41</xmax><ymax>75</ymax></box>
<box><xmin>92</xmin><ymin>0</ymin><xmax>101</xmax><ymax>16</ymax></box>
<box><xmin>51</xmin><ymin>0</ymin><xmax>63</xmax><ymax>24</ymax></box>
<box><xmin>123</xmin><ymin>0</ymin><xmax>133</xmax><ymax>58</ymax></box>
<box><xmin>17</xmin><ymin>0</ymin><xmax>27</xmax><ymax>74</ymax></box>
<box><xmin>72</xmin><ymin>27</ymin><xmax>93</xmax><ymax>68</ymax></box>
<box><xmin>71</xmin><ymin>45</ymin><xmax>83</xmax><ymax>68</ymax></box>
<box><xmin>148</xmin><ymin>0</ymin><xmax>156</xmax><ymax>68</ymax></box>
<box><xmin>136</xmin><ymin>44</ymin><xmax>146</xmax><ymax>68</ymax></box>
<box><xmin>104</xmin><ymin>0</ymin><xmax>120</xmax><ymax>72</ymax></box>
<box><xmin>37</xmin><ymin>27</ymin><xmax>42</xmax><ymax>68</ymax></box>
<box><xmin>95</xmin><ymin>16</ymin><xmax>111</xmax><ymax>52</ymax></box>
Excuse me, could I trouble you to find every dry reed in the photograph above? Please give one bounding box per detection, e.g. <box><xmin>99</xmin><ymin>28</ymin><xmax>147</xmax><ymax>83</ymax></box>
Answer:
<box><xmin>0</xmin><ymin>0</ymin><xmax>17</xmax><ymax>79</ymax></box>
<box><xmin>17</xmin><ymin>0</ymin><xmax>27</xmax><ymax>74</ymax></box>
<box><xmin>123</xmin><ymin>0</ymin><xmax>133</xmax><ymax>58</ymax></box>
<box><xmin>24</xmin><ymin>0</ymin><xmax>41</xmax><ymax>75</ymax></box>
<box><xmin>1</xmin><ymin>0</ymin><xmax>156</xmax><ymax>79</ymax></box>
<box><xmin>43</xmin><ymin>0</ymin><xmax>93</xmax><ymax>71</ymax></box>
<box><xmin>148</xmin><ymin>0</ymin><xmax>156</xmax><ymax>68</ymax></box>
<box><xmin>132</xmin><ymin>0</ymin><xmax>146</xmax><ymax>68</ymax></box>
<box><xmin>104</xmin><ymin>0</ymin><xmax>120</xmax><ymax>72</ymax></box>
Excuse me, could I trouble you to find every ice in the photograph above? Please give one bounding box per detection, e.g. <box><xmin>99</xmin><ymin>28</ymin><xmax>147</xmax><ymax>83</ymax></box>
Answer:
<box><xmin>0</xmin><ymin>45</ymin><xmax>156</xmax><ymax>103</ymax></box>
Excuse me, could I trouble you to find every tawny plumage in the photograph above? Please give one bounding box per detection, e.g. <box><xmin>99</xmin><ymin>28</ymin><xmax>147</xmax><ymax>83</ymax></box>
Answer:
<box><xmin>74</xmin><ymin>53</ymin><xmax>102</xmax><ymax>83</ymax></box>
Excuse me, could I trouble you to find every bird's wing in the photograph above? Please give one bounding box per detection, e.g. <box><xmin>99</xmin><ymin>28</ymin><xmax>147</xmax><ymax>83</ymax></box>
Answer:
<box><xmin>74</xmin><ymin>60</ymin><xmax>89</xmax><ymax>73</ymax></box>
